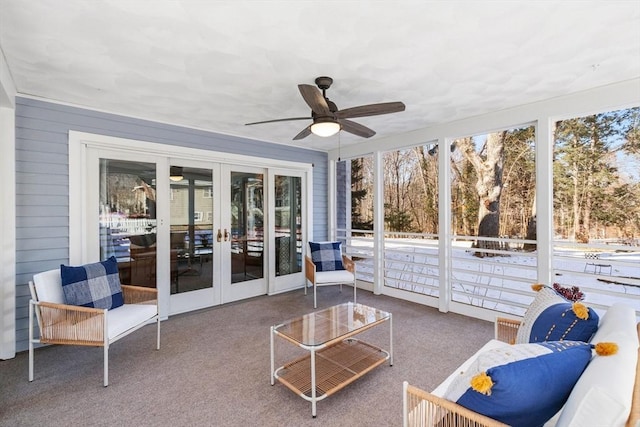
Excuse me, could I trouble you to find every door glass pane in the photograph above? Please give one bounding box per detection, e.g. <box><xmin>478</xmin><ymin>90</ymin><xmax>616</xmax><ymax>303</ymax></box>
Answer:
<box><xmin>231</xmin><ymin>172</ymin><xmax>264</xmax><ymax>283</ymax></box>
<box><xmin>99</xmin><ymin>159</ymin><xmax>157</xmax><ymax>288</ymax></box>
<box><xmin>275</xmin><ymin>175</ymin><xmax>302</xmax><ymax>276</ymax></box>
<box><xmin>170</xmin><ymin>167</ymin><xmax>214</xmax><ymax>294</ymax></box>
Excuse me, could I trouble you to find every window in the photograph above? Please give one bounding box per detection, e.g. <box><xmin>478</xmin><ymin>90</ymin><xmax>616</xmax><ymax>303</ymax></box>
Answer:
<box><xmin>382</xmin><ymin>143</ymin><xmax>439</xmax><ymax>295</ymax></box>
<box><xmin>553</xmin><ymin>107</ymin><xmax>640</xmax><ymax>308</ymax></box>
<box><xmin>448</xmin><ymin>126</ymin><xmax>537</xmax><ymax>313</ymax></box>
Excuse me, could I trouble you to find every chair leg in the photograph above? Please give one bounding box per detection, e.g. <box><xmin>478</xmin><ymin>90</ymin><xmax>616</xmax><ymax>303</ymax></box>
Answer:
<box><xmin>156</xmin><ymin>317</ymin><xmax>161</xmax><ymax>350</ymax></box>
<box><xmin>28</xmin><ymin>302</ymin><xmax>34</xmax><ymax>382</ymax></box>
<box><xmin>28</xmin><ymin>341</ymin><xmax>34</xmax><ymax>382</ymax></box>
<box><xmin>104</xmin><ymin>345</ymin><xmax>109</xmax><ymax>387</ymax></box>
<box><xmin>353</xmin><ymin>280</ymin><xmax>357</xmax><ymax>305</ymax></box>
<box><xmin>314</xmin><ymin>284</ymin><xmax>317</xmax><ymax>309</ymax></box>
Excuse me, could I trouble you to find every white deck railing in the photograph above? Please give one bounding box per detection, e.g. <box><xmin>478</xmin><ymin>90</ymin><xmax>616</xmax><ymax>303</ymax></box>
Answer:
<box><xmin>338</xmin><ymin>230</ymin><xmax>640</xmax><ymax>318</ymax></box>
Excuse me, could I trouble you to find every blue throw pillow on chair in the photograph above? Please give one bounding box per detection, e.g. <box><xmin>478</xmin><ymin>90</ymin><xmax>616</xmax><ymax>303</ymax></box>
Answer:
<box><xmin>309</xmin><ymin>241</ymin><xmax>345</xmax><ymax>272</ymax></box>
<box><xmin>60</xmin><ymin>256</ymin><xmax>124</xmax><ymax>310</ymax></box>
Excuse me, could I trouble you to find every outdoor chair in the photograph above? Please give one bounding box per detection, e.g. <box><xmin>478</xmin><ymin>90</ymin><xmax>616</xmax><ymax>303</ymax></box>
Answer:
<box><xmin>28</xmin><ymin>261</ymin><xmax>160</xmax><ymax>387</ymax></box>
<box><xmin>305</xmin><ymin>241</ymin><xmax>356</xmax><ymax>308</ymax></box>
<box><xmin>583</xmin><ymin>252</ymin><xmax>612</xmax><ymax>275</ymax></box>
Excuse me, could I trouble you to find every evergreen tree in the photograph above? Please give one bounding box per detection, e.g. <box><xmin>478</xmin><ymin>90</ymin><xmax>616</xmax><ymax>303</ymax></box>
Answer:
<box><xmin>554</xmin><ymin>110</ymin><xmax>633</xmax><ymax>242</ymax></box>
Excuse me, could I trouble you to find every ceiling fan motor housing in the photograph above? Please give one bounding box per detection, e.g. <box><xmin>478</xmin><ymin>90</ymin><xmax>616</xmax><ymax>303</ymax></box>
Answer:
<box><xmin>315</xmin><ymin>76</ymin><xmax>333</xmax><ymax>90</ymax></box>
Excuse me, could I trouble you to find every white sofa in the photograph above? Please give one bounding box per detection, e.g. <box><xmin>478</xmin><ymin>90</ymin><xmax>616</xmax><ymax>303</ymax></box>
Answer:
<box><xmin>403</xmin><ymin>303</ymin><xmax>640</xmax><ymax>427</ymax></box>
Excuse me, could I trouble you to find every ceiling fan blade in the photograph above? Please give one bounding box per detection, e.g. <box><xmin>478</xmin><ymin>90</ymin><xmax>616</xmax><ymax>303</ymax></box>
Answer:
<box><xmin>245</xmin><ymin>117</ymin><xmax>310</xmax><ymax>126</ymax></box>
<box><xmin>298</xmin><ymin>84</ymin><xmax>331</xmax><ymax>116</ymax></box>
<box><xmin>339</xmin><ymin>119</ymin><xmax>376</xmax><ymax>138</ymax></box>
<box><xmin>335</xmin><ymin>101</ymin><xmax>405</xmax><ymax>119</ymax></box>
<box><xmin>293</xmin><ymin>125</ymin><xmax>312</xmax><ymax>140</ymax></box>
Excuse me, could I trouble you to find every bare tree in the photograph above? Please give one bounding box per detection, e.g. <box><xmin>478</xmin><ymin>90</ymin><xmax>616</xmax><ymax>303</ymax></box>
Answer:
<box><xmin>455</xmin><ymin>132</ymin><xmax>506</xmax><ymax>255</ymax></box>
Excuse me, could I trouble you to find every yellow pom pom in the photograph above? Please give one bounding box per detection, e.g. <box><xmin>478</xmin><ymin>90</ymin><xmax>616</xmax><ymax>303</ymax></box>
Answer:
<box><xmin>531</xmin><ymin>283</ymin><xmax>544</xmax><ymax>292</ymax></box>
<box><xmin>572</xmin><ymin>302</ymin><xmax>589</xmax><ymax>320</ymax></box>
<box><xmin>471</xmin><ymin>372</ymin><xmax>494</xmax><ymax>396</ymax></box>
<box><xmin>595</xmin><ymin>342</ymin><xmax>618</xmax><ymax>356</ymax></box>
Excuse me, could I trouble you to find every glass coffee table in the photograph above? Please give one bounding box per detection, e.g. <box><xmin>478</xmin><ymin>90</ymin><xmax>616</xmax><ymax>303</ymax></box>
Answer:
<box><xmin>270</xmin><ymin>302</ymin><xmax>393</xmax><ymax>418</ymax></box>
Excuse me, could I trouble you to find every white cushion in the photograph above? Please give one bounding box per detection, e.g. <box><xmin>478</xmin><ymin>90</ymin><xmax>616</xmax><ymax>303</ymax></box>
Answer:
<box><xmin>315</xmin><ymin>269</ymin><xmax>354</xmax><ymax>284</ymax></box>
<box><xmin>556</xmin><ymin>303</ymin><xmax>638</xmax><ymax>427</ymax></box>
<box><xmin>107</xmin><ymin>304</ymin><xmax>157</xmax><ymax>340</ymax></box>
<box><xmin>593</xmin><ymin>302</ymin><xmax>637</xmax><ymax>341</ymax></box>
<box><xmin>33</xmin><ymin>269</ymin><xmax>65</xmax><ymax>303</ymax></box>
<box><xmin>560</xmin><ymin>388</ymin><xmax>627</xmax><ymax>427</ymax></box>
<box><xmin>431</xmin><ymin>339</ymin><xmax>509</xmax><ymax>397</ymax></box>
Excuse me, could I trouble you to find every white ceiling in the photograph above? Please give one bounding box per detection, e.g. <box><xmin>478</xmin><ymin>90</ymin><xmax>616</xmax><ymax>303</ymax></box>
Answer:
<box><xmin>1</xmin><ymin>0</ymin><xmax>639</xmax><ymax>152</ymax></box>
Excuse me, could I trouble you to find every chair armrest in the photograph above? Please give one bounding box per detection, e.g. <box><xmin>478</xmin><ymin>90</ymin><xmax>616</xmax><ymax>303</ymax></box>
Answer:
<box><xmin>403</xmin><ymin>381</ymin><xmax>508</xmax><ymax>427</ymax></box>
<box><xmin>495</xmin><ymin>316</ymin><xmax>521</xmax><ymax>343</ymax></box>
<box><xmin>342</xmin><ymin>255</ymin><xmax>355</xmax><ymax>274</ymax></box>
<box><xmin>305</xmin><ymin>255</ymin><xmax>315</xmax><ymax>283</ymax></box>
<box><xmin>121</xmin><ymin>285</ymin><xmax>158</xmax><ymax>305</ymax></box>
<box><xmin>33</xmin><ymin>300</ymin><xmax>105</xmax><ymax>345</ymax></box>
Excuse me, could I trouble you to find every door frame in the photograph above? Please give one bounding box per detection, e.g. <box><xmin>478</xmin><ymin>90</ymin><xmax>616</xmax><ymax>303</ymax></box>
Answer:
<box><xmin>69</xmin><ymin>131</ymin><xmax>313</xmax><ymax>319</ymax></box>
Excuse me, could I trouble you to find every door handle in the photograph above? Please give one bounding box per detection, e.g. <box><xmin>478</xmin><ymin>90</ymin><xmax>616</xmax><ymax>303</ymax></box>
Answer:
<box><xmin>217</xmin><ymin>229</ymin><xmax>222</xmax><ymax>242</ymax></box>
<box><xmin>224</xmin><ymin>229</ymin><xmax>230</xmax><ymax>241</ymax></box>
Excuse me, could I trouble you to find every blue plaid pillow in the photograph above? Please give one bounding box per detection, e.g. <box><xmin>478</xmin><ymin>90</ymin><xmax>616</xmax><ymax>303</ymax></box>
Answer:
<box><xmin>309</xmin><ymin>241</ymin><xmax>345</xmax><ymax>272</ymax></box>
<box><xmin>60</xmin><ymin>256</ymin><xmax>124</xmax><ymax>310</ymax></box>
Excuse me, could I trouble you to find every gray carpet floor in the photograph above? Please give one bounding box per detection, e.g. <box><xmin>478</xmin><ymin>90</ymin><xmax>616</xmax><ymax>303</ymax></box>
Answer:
<box><xmin>0</xmin><ymin>287</ymin><xmax>493</xmax><ymax>427</ymax></box>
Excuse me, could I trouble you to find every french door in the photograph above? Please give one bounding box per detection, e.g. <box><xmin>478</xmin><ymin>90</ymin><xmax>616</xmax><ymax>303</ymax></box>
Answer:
<box><xmin>268</xmin><ymin>169</ymin><xmax>305</xmax><ymax>291</ymax></box>
<box><xmin>165</xmin><ymin>163</ymin><xmax>269</xmax><ymax>314</ymax></box>
<box><xmin>167</xmin><ymin>161</ymin><xmax>218</xmax><ymax>313</ymax></box>
<box><xmin>76</xmin><ymin>133</ymin><xmax>310</xmax><ymax>318</ymax></box>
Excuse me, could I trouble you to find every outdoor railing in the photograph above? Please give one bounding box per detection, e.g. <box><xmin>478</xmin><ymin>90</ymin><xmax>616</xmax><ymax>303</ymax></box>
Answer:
<box><xmin>553</xmin><ymin>240</ymin><xmax>640</xmax><ymax>312</ymax></box>
<box><xmin>337</xmin><ymin>229</ymin><xmax>640</xmax><ymax>318</ymax></box>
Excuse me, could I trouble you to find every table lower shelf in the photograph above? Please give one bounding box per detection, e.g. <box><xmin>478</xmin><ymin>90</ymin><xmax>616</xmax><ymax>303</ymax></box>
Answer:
<box><xmin>275</xmin><ymin>338</ymin><xmax>389</xmax><ymax>400</ymax></box>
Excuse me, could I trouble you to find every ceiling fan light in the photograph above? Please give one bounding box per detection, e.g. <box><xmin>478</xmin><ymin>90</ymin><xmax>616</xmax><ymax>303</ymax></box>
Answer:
<box><xmin>169</xmin><ymin>166</ymin><xmax>183</xmax><ymax>182</ymax></box>
<box><xmin>311</xmin><ymin>120</ymin><xmax>340</xmax><ymax>137</ymax></box>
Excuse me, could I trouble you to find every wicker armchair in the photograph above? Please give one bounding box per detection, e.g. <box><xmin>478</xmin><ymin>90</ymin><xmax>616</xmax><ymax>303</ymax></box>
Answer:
<box><xmin>28</xmin><ymin>269</ymin><xmax>160</xmax><ymax>387</ymax></box>
<box><xmin>305</xmin><ymin>254</ymin><xmax>356</xmax><ymax>309</ymax></box>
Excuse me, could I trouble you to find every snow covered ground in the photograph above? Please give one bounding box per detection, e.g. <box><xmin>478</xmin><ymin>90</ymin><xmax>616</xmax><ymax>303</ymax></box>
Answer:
<box><xmin>349</xmin><ymin>237</ymin><xmax>640</xmax><ymax>316</ymax></box>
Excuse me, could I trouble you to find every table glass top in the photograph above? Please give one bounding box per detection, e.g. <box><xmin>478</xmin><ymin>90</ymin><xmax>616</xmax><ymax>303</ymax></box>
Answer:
<box><xmin>274</xmin><ymin>303</ymin><xmax>391</xmax><ymax>346</ymax></box>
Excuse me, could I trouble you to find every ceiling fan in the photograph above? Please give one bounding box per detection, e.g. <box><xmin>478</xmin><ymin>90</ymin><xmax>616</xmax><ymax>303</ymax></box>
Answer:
<box><xmin>245</xmin><ymin>76</ymin><xmax>406</xmax><ymax>140</ymax></box>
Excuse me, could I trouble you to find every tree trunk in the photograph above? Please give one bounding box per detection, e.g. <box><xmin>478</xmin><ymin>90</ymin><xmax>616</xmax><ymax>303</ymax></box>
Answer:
<box><xmin>582</xmin><ymin>125</ymin><xmax>598</xmax><ymax>242</ymax></box>
<box><xmin>457</xmin><ymin>133</ymin><xmax>506</xmax><ymax>257</ymax></box>
<box><xmin>523</xmin><ymin>192</ymin><xmax>537</xmax><ymax>251</ymax></box>
<box><xmin>571</xmin><ymin>160</ymin><xmax>582</xmax><ymax>242</ymax></box>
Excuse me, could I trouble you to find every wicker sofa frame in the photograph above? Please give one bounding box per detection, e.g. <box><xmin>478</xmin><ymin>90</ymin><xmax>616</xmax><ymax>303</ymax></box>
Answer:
<box><xmin>403</xmin><ymin>317</ymin><xmax>640</xmax><ymax>427</ymax></box>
